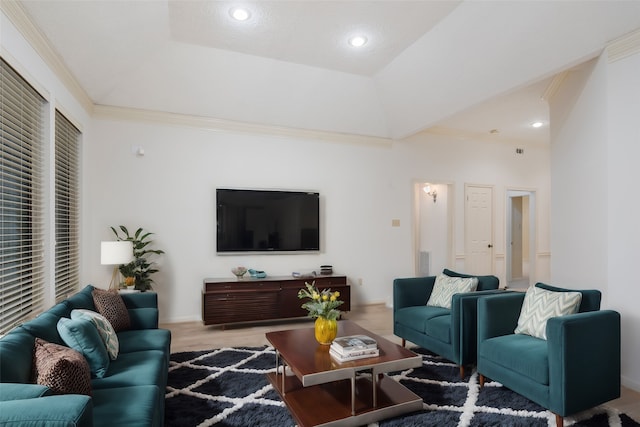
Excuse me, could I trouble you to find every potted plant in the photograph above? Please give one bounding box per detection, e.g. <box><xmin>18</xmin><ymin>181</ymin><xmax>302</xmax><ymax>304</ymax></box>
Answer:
<box><xmin>111</xmin><ymin>225</ymin><xmax>165</xmax><ymax>291</ymax></box>
<box><xmin>298</xmin><ymin>281</ymin><xmax>343</xmax><ymax>345</ymax></box>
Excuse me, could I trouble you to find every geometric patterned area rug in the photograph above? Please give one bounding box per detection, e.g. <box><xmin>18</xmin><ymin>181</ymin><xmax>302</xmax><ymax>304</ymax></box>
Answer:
<box><xmin>165</xmin><ymin>346</ymin><xmax>640</xmax><ymax>427</ymax></box>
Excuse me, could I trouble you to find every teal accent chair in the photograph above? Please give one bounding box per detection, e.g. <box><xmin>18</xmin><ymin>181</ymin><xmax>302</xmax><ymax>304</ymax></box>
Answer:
<box><xmin>393</xmin><ymin>269</ymin><xmax>501</xmax><ymax>377</ymax></box>
<box><xmin>477</xmin><ymin>283</ymin><xmax>621</xmax><ymax>427</ymax></box>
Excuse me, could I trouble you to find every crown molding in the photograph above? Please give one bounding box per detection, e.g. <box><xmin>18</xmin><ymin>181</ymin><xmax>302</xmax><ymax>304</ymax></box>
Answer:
<box><xmin>608</xmin><ymin>27</ymin><xmax>640</xmax><ymax>63</ymax></box>
<box><xmin>541</xmin><ymin>70</ymin><xmax>569</xmax><ymax>102</ymax></box>
<box><xmin>1</xmin><ymin>0</ymin><xmax>93</xmax><ymax>113</ymax></box>
<box><xmin>93</xmin><ymin>105</ymin><xmax>394</xmax><ymax>147</ymax></box>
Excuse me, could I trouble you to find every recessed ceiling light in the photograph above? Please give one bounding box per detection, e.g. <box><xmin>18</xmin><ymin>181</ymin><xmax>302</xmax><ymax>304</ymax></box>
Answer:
<box><xmin>348</xmin><ymin>36</ymin><xmax>368</xmax><ymax>48</ymax></box>
<box><xmin>531</xmin><ymin>121</ymin><xmax>544</xmax><ymax>128</ymax></box>
<box><xmin>230</xmin><ymin>7</ymin><xmax>251</xmax><ymax>21</ymax></box>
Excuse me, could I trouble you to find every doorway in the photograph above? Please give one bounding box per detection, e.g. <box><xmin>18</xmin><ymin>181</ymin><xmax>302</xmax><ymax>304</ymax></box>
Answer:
<box><xmin>413</xmin><ymin>181</ymin><xmax>454</xmax><ymax>276</ymax></box>
<box><xmin>506</xmin><ymin>190</ymin><xmax>536</xmax><ymax>289</ymax></box>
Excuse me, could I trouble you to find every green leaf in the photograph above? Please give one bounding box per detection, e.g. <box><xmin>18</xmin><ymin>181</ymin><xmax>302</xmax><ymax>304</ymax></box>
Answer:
<box><xmin>109</xmin><ymin>225</ymin><xmax>164</xmax><ymax>290</ymax></box>
<box><xmin>138</xmin><ymin>232</ymin><xmax>153</xmax><ymax>242</ymax></box>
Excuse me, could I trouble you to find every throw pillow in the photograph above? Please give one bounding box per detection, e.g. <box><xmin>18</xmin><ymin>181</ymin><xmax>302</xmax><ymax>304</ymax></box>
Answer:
<box><xmin>71</xmin><ymin>309</ymin><xmax>119</xmax><ymax>360</ymax></box>
<box><xmin>57</xmin><ymin>317</ymin><xmax>110</xmax><ymax>378</ymax></box>
<box><xmin>426</xmin><ymin>273</ymin><xmax>479</xmax><ymax>309</ymax></box>
<box><xmin>32</xmin><ymin>338</ymin><xmax>92</xmax><ymax>396</ymax></box>
<box><xmin>92</xmin><ymin>288</ymin><xmax>131</xmax><ymax>332</ymax></box>
<box><xmin>514</xmin><ymin>286</ymin><xmax>583</xmax><ymax>340</ymax></box>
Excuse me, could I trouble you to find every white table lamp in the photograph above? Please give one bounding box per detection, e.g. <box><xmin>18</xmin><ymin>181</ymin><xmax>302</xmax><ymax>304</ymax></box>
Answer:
<box><xmin>101</xmin><ymin>241</ymin><xmax>134</xmax><ymax>290</ymax></box>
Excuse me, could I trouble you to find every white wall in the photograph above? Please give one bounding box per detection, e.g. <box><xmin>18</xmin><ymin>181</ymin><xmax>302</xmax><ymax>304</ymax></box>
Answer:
<box><xmin>607</xmin><ymin>51</ymin><xmax>640</xmax><ymax>391</ymax></box>
<box><xmin>392</xmin><ymin>132</ymin><xmax>551</xmax><ymax>284</ymax></box>
<box><xmin>550</xmin><ymin>51</ymin><xmax>640</xmax><ymax>391</ymax></box>
<box><xmin>83</xmin><ymin>119</ymin><xmax>406</xmax><ymax>322</ymax></box>
<box><xmin>82</xmin><ymin>118</ymin><xmax>551</xmax><ymax>324</ymax></box>
<box><xmin>549</xmin><ymin>57</ymin><xmax>609</xmax><ymax>290</ymax></box>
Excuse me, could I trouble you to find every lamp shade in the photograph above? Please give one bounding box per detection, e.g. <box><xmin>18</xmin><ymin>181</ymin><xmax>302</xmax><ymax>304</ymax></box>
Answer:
<box><xmin>101</xmin><ymin>241</ymin><xmax>134</xmax><ymax>265</ymax></box>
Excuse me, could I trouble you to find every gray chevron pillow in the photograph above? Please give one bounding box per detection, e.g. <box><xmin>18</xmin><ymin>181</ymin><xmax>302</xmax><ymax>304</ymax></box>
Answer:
<box><xmin>426</xmin><ymin>273</ymin><xmax>478</xmax><ymax>309</ymax></box>
<box><xmin>514</xmin><ymin>286</ymin><xmax>582</xmax><ymax>339</ymax></box>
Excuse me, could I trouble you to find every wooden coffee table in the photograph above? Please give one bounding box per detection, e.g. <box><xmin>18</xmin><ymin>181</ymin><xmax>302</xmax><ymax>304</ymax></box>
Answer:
<box><xmin>265</xmin><ymin>320</ymin><xmax>423</xmax><ymax>427</ymax></box>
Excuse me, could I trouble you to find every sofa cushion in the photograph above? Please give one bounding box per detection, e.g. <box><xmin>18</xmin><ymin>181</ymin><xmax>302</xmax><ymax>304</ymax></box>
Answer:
<box><xmin>47</xmin><ymin>301</ymin><xmax>72</xmax><ymax>318</ymax></box>
<box><xmin>479</xmin><ymin>334</ymin><xmax>549</xmax><ymax>385</ymax></box>
<box><xmin>443</xmin><ymin>269</ymin><xmax>499</xmax><ymax>291</ymax></box>
<box><xmin>395</xmin><ymin>305</ymin><xmax>450</xmax><ymax>333</ymax></box>
<box><xmin>91</xmin><ymin>350</ymin><xmax>166</xmax><ymax>390</ymax></box>
<box><xmin>535</xmin><ymin>282</ymin><xmax>601</xmax><ymax>312</ymax></box>
<box><xmin>92</xmin><ymin>288</ymin><xmax>131</xmax><ymax>332</ymax></box>
<box><xmin>57</xmin><ymin>317</ymin><xmax>110</xmax><ymax>378</ymax></box>
<box><xmin>427</xmin><ymin>274</ymin><xmax>478</xmax><ymax>309</ymax></box>
<box><xmin>424</xmin><ymin>314</ymin><xmax>451</xmax><ymax>344</ymax></box>
<box><xmin>0</xmin><ymin>394</ymin><xmax>93</xmax><ymax>426</ymax></box>
<box><xmin>128</xmin><ymin>307</ymin><xmax>160</xmax><ymax>330</ymax></box>
<box><xmin>0</xmin><ymin>329</ymin><xmax>34</xmax><ymax>383</ymax></box>
<box><xmin>32</xmin><ymin>338</ymin><xmax>92</xmax><ymax>396</ymax></box>
<box><xmin>0</xmin><ymin>383</ymin><xmax>52</xmax><ymax>401</ymax></box>
<box><xmin>92</xmin><ymin>386</ymin><xmax>161</xmax><ymax>427</ymax></box>
<box><xmin>71</xmin><ymin>309</ymin><xmax>119</xmax><ymax>359</ymax></box>
<box><xmin>65</xmin><ymin>285</ymin><xmax>97</xmax><ymax>310</ymax></box>
<box><xmin>117</xmin><ymin>329</ymin><xmax>170</xmax><ymax>353</ymax></box>
<box><xmin>514</xmin><ymin>286</ymin><xmax>582</xmax><ymax>339</ymax></box>
<box><xmin>21</xmin><ymin>312</ymin><xmax>65</xmax><ymax>345</ymax></box>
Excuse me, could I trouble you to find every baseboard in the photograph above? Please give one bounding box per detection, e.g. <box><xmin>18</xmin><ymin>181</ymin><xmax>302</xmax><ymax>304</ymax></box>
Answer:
<box><xmin>622</xmin><ymin>375</ymin><xmax>640</xmax><ymax>393</ymax></box>
<box><xmin>159</xmin><ymin>315</ymin><xmax>201</xmax><ymax>325</ymax></box>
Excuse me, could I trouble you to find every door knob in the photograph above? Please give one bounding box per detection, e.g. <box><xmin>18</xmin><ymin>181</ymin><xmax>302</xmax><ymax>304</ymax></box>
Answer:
<box><xmin>488</xmin><ymin>244</ymin><xmax>493</xmax><ymax>248</ymax></box>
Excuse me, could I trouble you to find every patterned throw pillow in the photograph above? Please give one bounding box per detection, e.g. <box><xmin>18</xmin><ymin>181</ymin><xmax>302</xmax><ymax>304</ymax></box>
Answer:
<box><xmin>426</xmin><ymin>274</ymin><xmax>479</xmax><ymax>309</ymax></box>
<box><xmin>514</xmin><ymin>286</ymin><xmax>582</xmax><ymax>340</ymax></box>
<box><xmin>71</xmin><ymin>309</ymin><xmax>119</xmax><ymax>360</ymax></box>
<box><xmin>32</xmin><ymin>338</ymin><xmax>92</xmax><ymax>396</ymax></box>
<box><xmin>92</xmin><ymin>288</ymin><xmax>131</xmax><ymax>332</ymax></box>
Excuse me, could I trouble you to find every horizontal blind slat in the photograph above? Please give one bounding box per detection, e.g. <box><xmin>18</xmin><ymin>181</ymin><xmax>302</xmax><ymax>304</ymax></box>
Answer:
<box><xmin>1</xmin><ymin>57</ymin><xmax>47</xmax><ymax>334</ymax></box>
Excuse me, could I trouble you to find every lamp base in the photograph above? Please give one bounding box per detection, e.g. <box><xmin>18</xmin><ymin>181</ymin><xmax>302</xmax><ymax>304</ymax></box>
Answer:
<box><xmin>109</xmin><ymin>266</ymin><xmax>122</xmax><ymax>290</ymax></box>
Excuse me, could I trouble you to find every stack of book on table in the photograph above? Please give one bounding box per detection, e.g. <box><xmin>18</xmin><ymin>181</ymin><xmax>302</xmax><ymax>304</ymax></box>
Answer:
<box><xmin>330</xmin><ymin>334</ymin><xmax>379</xmax><ymax>362</ymax></box>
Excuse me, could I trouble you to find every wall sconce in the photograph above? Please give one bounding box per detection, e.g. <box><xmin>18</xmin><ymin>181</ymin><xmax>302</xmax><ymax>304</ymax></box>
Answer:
<box><xmin>423</xmin><ymin>184</ymin><xmax>437</xmax><ymax>203</ymax></box>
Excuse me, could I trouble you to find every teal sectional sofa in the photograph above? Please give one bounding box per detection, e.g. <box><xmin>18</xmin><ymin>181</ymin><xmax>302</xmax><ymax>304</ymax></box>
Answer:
<box><xmin>0</xmin><ymin>285</ymin><xmax>171</xmax><ymax>427</ymax></box>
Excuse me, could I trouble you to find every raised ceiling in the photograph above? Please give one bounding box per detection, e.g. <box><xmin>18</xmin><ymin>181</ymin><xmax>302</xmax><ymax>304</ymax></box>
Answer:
<box><xmin>14</xmin><ymin>0</ymin><xmax>640</xmax><ymax>142</ymax></box>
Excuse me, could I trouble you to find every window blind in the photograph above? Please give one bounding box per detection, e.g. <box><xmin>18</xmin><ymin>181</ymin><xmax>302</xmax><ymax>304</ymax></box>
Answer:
<box><xmin>54</xmin><ymin>110</ymin><xmax>80</xmax><ymax>302</ymax></box>
<box><xmin>0</xmin><ymin>58</ymin><xmax>46</xmax><ymax>334</ymax></box>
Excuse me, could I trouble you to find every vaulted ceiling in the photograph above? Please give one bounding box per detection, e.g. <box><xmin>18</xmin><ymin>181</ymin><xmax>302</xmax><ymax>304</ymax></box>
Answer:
<box><xmin>15</xmin><ymin>0</ymin><xmax>640</xmax><ymax>143</ymax></box>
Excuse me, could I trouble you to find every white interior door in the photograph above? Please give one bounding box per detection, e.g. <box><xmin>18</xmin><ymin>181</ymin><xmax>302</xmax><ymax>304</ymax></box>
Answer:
<box><xmin>465</xmin><ymin>185</ymin><xmax>493</xmax><ymax>275</ymax></box>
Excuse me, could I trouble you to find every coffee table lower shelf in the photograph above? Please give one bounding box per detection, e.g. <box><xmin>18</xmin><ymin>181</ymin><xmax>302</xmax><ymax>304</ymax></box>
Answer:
<box><xmin>266</xmin><ymin>372</ymin><xmax>423</xmax><ymax>427</ymax></box>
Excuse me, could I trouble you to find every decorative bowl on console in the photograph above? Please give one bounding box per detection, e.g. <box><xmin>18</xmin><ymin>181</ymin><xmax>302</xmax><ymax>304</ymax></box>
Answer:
<box><xmin>231</xmin><ymin>266</ymin><xmax>248</xmax><ymax>279</ymax></box>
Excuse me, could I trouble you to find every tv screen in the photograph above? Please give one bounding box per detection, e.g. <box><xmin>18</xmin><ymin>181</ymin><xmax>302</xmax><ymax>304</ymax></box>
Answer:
<box><xmin>216</xmin><ymin>189</ymin><xmax>320</xmax><ymax>253</ymax></box>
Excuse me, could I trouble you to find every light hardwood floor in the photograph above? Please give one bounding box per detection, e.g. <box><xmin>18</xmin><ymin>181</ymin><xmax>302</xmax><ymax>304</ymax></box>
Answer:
<box><xmin>161</xmin><ymin>304</ymin><xmax>640</xmax><ymax>423</ymax></box>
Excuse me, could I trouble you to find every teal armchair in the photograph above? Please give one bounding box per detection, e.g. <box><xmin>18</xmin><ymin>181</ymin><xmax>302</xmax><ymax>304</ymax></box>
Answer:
<box><xmin>393</xmin><ymin>269</ymin><xmax>500</xmax><ymax>377</ymax></box>
<box><xmin>477</xmin><ymin>283</ymin><xmax>621</xmax><ymax>427</ymax></box>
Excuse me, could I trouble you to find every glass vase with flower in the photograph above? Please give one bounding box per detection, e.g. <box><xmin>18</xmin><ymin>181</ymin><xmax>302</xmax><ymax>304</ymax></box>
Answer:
<box><xmin>297</xmin><ymin>281</ymin><xmax>344</xmax><ymax>345</ymax></box>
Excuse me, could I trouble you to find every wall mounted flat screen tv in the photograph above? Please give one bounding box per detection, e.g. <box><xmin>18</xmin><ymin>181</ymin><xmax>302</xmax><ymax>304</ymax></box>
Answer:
<box><xmin>216</xmin><ymin>188</ymin><xmax>320</xmax><ymax>253</ymax></box>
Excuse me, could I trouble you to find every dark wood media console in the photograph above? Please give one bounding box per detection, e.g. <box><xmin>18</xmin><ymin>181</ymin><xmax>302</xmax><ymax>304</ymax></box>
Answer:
<box><xmin>202</xmin><ymin>275</ymin><xmax>350</xmax><ymax>326</ymax></box>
